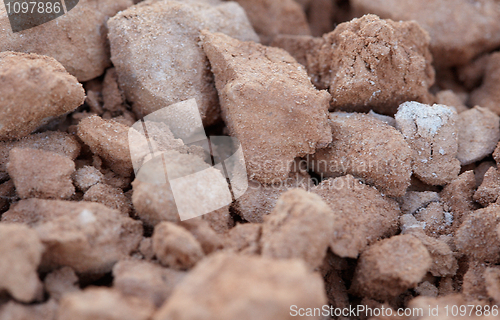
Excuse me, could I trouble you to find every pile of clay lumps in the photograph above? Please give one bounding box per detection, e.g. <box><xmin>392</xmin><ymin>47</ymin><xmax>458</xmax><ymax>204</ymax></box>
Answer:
<box><xmin>2</xmin><ymin>0</ymin><xmax>500</xmax><ymax>319</ymax></box>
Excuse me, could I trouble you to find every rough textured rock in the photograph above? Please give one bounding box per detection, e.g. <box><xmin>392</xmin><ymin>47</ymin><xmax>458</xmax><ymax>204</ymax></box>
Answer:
<box><xmin>57</xmin><ymin>287</ymin><xmax>154</xmax><ymax>320</ymax></box>
<box><xmin>102</xmin><ymin>68</ymin><xmax>126</xmax><ymax>114</ymax></box>
<box><xmin>400</xmin><ymin>191</ymin><xmax>440</xmax><ymax>215</ymax></box>
<box><xmin>413</xmin><ymin>201</ymin><xmax>454</xmax><ymax>238</ymax></box>
<box><xmin>395</xmin><ymin>102</ymin><xmax>460</xmax><ymax>185</ymax></box>
<box><xmin>202</xmin><ymin>30</ymin><xmax>331</xmax><ymax>183</ymax></box>
<box><xmin>318</xmin><ymin>14</ymin><xmax>434</xmax><ymax>114</ymax></box>
<box><xmin>153</xmin><ymin>253</ymin><xmax>326</xmax><ymax>320</ymax></box>
<box><xmin>83</xmin><ymin>183</ymin><xmax>131</xmax><ymax>216</ymax></box>
<box><xmin>73</xmin><ymin>166</ymin><xmax>104</xmax><ymax>192</ymax></box>
<box><xmin>471</xmin><ymin>52</ymin><xmax>500</xmax><ymax>115</ymax></box>
<box><xmin>351</xmin><ymin>0</ymin><xmax>500</xmax><ymax>67</ymax></box>
<box><xmin>309</xmin><ymin>112</ymin><xmax>412</xmax><ymax>197</ymax></box>
<box><xmin>407</xmin><ymin>232</ymin><xmax>458</xmax><ymax>277</ymax></box>
<box><xmin>1</xmin><ymin>200</ymin><xmax>142</xmax><ymax>274</ymax></box>
<box><xmin>7</xmin><ymin>148</ymin><xmax>75</xmax><ymax>199</ymax></box>
<box><xmin>311</xmin><ymin>175</ymin><xmax>400</xmax><ymax>258</ymax></box>
<box><xmin>462</xmin><ymin>260</ymin><xmax>489</xmax><ymax>301</ymax></box>
<box><xmin>270</xmin><ymin>34</ymin><xmax>324</xmax><ymax>87</ymax></box>
<box><xmin>0</xmin><ymin>131</ymin><xmax>80</xmax><ymax>182</ymax></box>
<box><xmin>232</xmin><ymin>0</ymin><xmax>310</xmax><ymax>44</ymax></box>
<box><xmin>77</xmin><ymin>116</ymin><xmax>132</xmax><ymax>177</ymax></box>
<box><xmin>350</xmin><ymin>235</ymin><xmax>431</xmax><ymax>300</ymax></box>
<box><xmin>0</xmin><ymin>0</ymin><xmax>133</xmax><ymax>81</ymax></box>
<box><xmin>474</xmin><ymin>161</ymin><xmax>496</xmax><ymax>187</ymax></box>
<box><xmin>260</xmin><ymin>188</ymin><xmax>335</xmax><ymax>269</ymax></box>
<box><xmin>113</xmin><ymin>259</ymin><xmax>186</xmax><ymax>308</ymax></box>
<box><xmin>108</xmin><ymin>0</ymin><xmax>258</xmax><ymax>125</ymax></box>
<box><xmin>0</xmin><ymin>52</ymin><xmax>85</xmax><ymax>140</ymax></box>
<box><xmin>440</xmin><ymin>170</ymin><xmax>477</xmax><ymax>227</ymax></box>
<box><xmin>474</xmin><ymin>167</ymin><xmax>500</xmax><ymax>207</ymax></box>
<box><xmin>456</xmin><ymin>205</ymin><xmax>500</xmax><ymax>263</ymax></box>
<box><xmin>152</xmin><ymin>222</ymin><xmax>204</xmax><ymax>270</ymax></box>
<box><xmin>0</xmin><ymin>223</ymin><xmax>44</xmax><ymax>302</ymax></box>
<box><xmin>457</xmin><ymin>106</ymin><xmax>500</xmax><ymax>165</ymax></box>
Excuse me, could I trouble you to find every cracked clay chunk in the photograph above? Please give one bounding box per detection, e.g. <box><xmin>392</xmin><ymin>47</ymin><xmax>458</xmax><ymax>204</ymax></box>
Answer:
<box><xmin>73</xmin><ymin>166</ymin><xmax>104</xmax><ymax>192</ymax></box>
<box><xmin>0</xmin><ymin>52</ymin><xmax>85</xmax><ymax>141</ymax></box>
<box><xmin>261</xmin><ymin>188</ymin><xmax>335</xmax><ymax>269</ymax></box>
<box><xmin>455</xmin><ymin>204</ymin><xmax>500</xmax><ymax>263</ymax></box>
<box><xmin>202</xmin><ymin>30</ymin><xmax>332</xmax><ymax>183</ymax></box>
<box><xmin>83</xmin><ymin>183</ymin><xmax>131</xmax><ymax>216</ymax></box>
<box><xmin>77</xmin><ymin>115</ymin><xmax>132</xmax><ymax>177</ymax></box>
<box><xmin>152</xmin><ymin>222</ymin><xmax>205</xmax><ymax>270</ymax></box>
<box><xmin>317</xmin><ymin>14</ymin><xmax>434</xmax><ymax>115</ymax></box>
<box><xmin>153</xmin><ymin>253</ymin><xmax>326</xmax><ymax>320</ymax></box>
<box><xmin>0</xmin><ymin>0</ymin><xmax>133</xmax><ymax>81</ymax></box>
<box><xmin>457</xmin><ymin>106</ymin><xmax>500</xmax><ymax>165</ymax></box>
<box><xmin>471</xmin><ymin>52</ymin><xmax>500</xmax><ymax>116</ymax></box>
<box><xmin>58</xmin><ymin>287</ymin><xmax>154</xmax><ymax>320</ymax></box>
<box><xmin>395</xmin><ymin>102</ymin><xmax>460</xmax><ymax>186</ymax></box>
<box><xmin>108</xmin><ymin>0</ymin><xmax>258</xmax><ymax>125</ymax></box>
<box><xmin>7</xmin><ymin>148</ymin><xmax>75</xmax><ymax>200</ymax></box>
<box><xmin>309</xmin><ymin>112</ymin><xmax>412</xmax><ymax>197</ymax></box>
<box><xmin>311</xmin><ymin>175</ymin><xmax>400</xmax><ymax>258</ymax></box>
<box><xmin>0</xmin><ymin>224</ymin><xmax>43</xmax><ymax>303</ymax></box>
<box><xmin>1</xmin><ymin>199</ymin><xmax>142</xmax><ymax>274</ymax></box>
<box><xmin>350</xmin><ymin>234</ymin><xmax>431</xmax><ymax>301</ymax></box>
<box><xmin>351</xmin><ymin>0</ymin><xmax>500</xmax><ymax>68</ymax></box>
<box><xmin>0</xmin><ymin>131</ymin><xmax>81</xmax><ymax>182</ymax></box>
<box><xmin>232</xmin><ymin>0</ymin><xmax>310</xmax><ymax>44</ymax></box>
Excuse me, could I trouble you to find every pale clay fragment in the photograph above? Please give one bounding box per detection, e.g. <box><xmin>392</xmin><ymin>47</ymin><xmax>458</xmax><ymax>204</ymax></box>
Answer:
<box><xmin>108</xmin><ymin>0</ymin><xmax>258</xmax><ymax>125</ymax></box>
<box><xmin>395</xmin><ymin>102</ymin><xmax>460</xmax><ymax>186</ymax></box>
<box><xmin>261</xmin><ymin>188</ymin><xmax>335</xmax><ymax>269</ymax></box>
<box><xmin>7</xmin><ymin>148</ymin><xmax>75</xmax><ymax>200</ymax></box>
<box><xmin>0</xmin><ymin>52</ymin><xmax>85</xmax><ymax>140</ymax></box>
